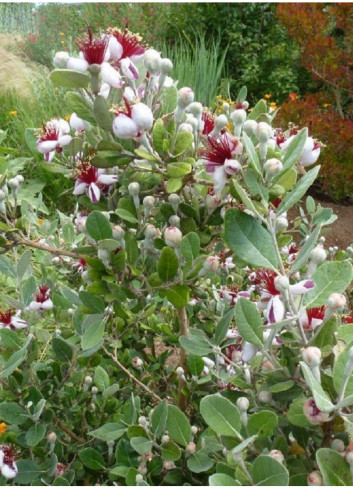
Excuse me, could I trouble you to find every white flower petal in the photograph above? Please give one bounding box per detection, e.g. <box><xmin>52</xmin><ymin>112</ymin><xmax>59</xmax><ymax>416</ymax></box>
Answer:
<box><xmin>73</xmin><ymin>181</ymin><xmax>88</xmax><ymax>195</ymax></box>
<box><xmin>131</xmin><ymin>103</ymin><xmax>153</xmax><ymax>131</ymax></box>
<box><xmin>57</xmin><ymin>135</ymin><xmax>72</xmax><ymax>147</ymax></box>
<box><xmin>41</xmin><ymin>299</ymin><xmax>53</xmax><ymax>310</ymax></box>
<box><xmin>112</xmin><ymin>114</ymin><xmax>138</xmax><ymax>140</ymax></box>
<box><xmin>101</xmin><ymin>62</ymin><xmax>122</xmax><ymax>88</ymax></box>
<box><xmin>267</xmin><ymin>295</ymin><xmax>285</xmax><ymax>324</ymax></box>
<box><xmin>89</xmin><ymin>183</ymin><xmax>101</xmax><ymax>204</ymax></box>
<box><xmin>70</xmin><ymin>113</ymin><xmax>86</xmax><ymax>132</ymax></box>
<box><xmin>97</xmin><ymin>174</ymin><xmax>118</xmax><ymax>185</ymax></box>
<box><xmin>67</xmin><ymin>57</ymin><xmax>89</xmax><ymax>72</ymax></box>
<box><xmin>11</xmin><ymin>317</ymin><xmax>27</xmax><ymax>329</ymax></box>
<box><xmin>290</xmin><ymin>279</ymin><xmax>315</xmax><ymax>295</ymax></box>
<box><xmin>37</xmin><ymin>140</ymin><xmax>57</xmax><ymax>154</ymax></box>
<box><xmin>242</xmin><ymin>342</ymin><xmax>257</xmax><ymax>362</ymax></box>
<box><xmin>2</xmin><ymin>463</ymin><xmax>18</xmax><ymax>479</ymax></box>
<box><xmin>108</xmin><ymin>36</ymin><xmax>123</xmax><ymax>61</ymax></box>
<box><xmin>213</xmin><ymin>166</ymin><xmax>227</xmax><ymax>194</ymax></box>
<box><xmin>28</xmin><ymin>301</ymin><xmax>42</xmax><ymax>311</ymax></box>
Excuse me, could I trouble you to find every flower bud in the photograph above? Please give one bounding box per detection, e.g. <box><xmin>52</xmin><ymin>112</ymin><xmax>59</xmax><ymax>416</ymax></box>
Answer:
<box><xmin>128</xmin><ymin>182</ymin><xmax>140</xmax><ymax>196</ymax></box>
<box><xmin>47</xmin><ymin>432</ymin><xmax>57</xmax><ymax>443</ymax></box>
<box><xmin>179</xmin><ymin>123</ymin><xmax>193</xmax><ymax>133</ymax></box>
<box><xmin>202</xmin><ymin>357</ymin><xmax>215</xmax><ymax>368</ymax></box>
<box><xmin>144</xmin><ymin>49</ymin><xmax>161</xmax><ymax>73</ymax></box>
<box><xmin>112</xmin><ymin>225</ymin><xmax>125</xmax><ymax>241</ymax></box>
<box><xmin>91</xmin><ymin>386</ymin><xmax>98</xmax><ymax>396</ymax></box>
<box><xmin>230</xmin><ymin>109</ymin><xmax>247</xmax><ymax>125</ymax></box>
<box><xmin>264</xmin><ymin>158</ymin><xmax>283</xmax><ymax>176</ymax></box>
<box><xmin>203</xmin><ymin>256</ymin><xmax>219</xmax><ymax>273</ymax></box>
<box><xmin>54</xmin><ymin>51</ymin><xmax>69</xmax><ymax>68</ymax></box>
<box><xmin>168</xmin><ymin>193</ymin><xmax>181</xmax><ymax>209</ymax></box>
<box><xmin>161</xmin><ymin>435</ymin><xmax>170</xmax><ymax>444</ymax></box>
<box><xmin>160</xmin><ymin>58</ymin><xmax>173</xmax><ymax>75</ymax></box>
<box><xmin>331</xmin><ymin>439</ymin><xmax>345</xmax><ymax>453</ymax></box>
<box><xmin>243</xmin><ymin>119</ymin><xmax>257</xmax><ymax>137</ymax></box>
<box><xmin>186</xmin><ymin>442</ymin><xmax>197</xmax><ymax>455</ymax></box>
<box><xmin>188</xmin><ymin>102</ymin><xmax>203</xmax><ymax>117</ymax></box>
<box><xmin>164</xmin><ymin>226</ymin><xmax>182</xmax><ymax>248</ymax></box>
<box><xmin>257</xmin><ymin>122</ymin><xmax>272</xmax><ymax>143</ymax></box>
<box><xmin>328</xmin><ymin>293</ymin><xmax>346</xmax><ymax>310</ymax></box>
<box><xmin>138</xmin><ymin>465</ymin><xmax>148</xmax><ymax>475</ymax></box>
<box><xmin>136</xmin><ymin>474</ymin><xmax>144</xmax><ymax>484</ymax></box>
<box><xmin>303</xmin><ymin>398</ymin><xmax>329</xmax><ymax>425</ymax></box>
<box><xmin>310</xmin><ymin>246</ymin><xmax>327</xmax><ymax>264</ymax></box>
<box><xmin>224</xmin><ymin>158</ymin><xmax>241</xmax><ymax>175</ymax></box>
<box><xmin>8</xmin><ymin>178</ymin><xmax>19</xmax><ymax>189</ymax></box>
<box><xmin>274</xmin><ymin>275</ymin><xmax>289</xmax><ymax>291</ymax></box>
<box><xmin>346</xmin><ymin>451</ymin><xmax>353</xmax><ymax>465</ymax></box>
<box><xmin>163</xmin><ymin>461</ymin><xmax>175</xmax><ymax>471</ymax></box>
<box><xmin>214</xmin><ymin>114</ymin><xmax>228</xmax><ymax>131</ymax></box>
<box><xmin>205</xmin><ymin>193</ymin><xmax>220</xmax><ymax>210</ymax></box>
<box><xmin>275</xmin><ymin>216</ymin><xmax>288</xmax><ymax>234</ymax></box>
<box><xmin>132</xmin><ymin>357</ymin><xmax>143</xmax><ymax>369</ymax></box>
<box><xmin>176</xmin><ymin>366</ymin><xmax>185</xmax><ymax>377</ymax></box>
<box><xmin>236</xmin><ymin>397</ymin><xmax>249</xmax><ymax>412</ymax></box>
<box><xmin>177</xmin><ymin>87</ymin><xmax>194</xmax><ymax>108</ymax></box>
<box><xmin>145</xmin><ymin>225</ymin><xmax>158</xmax><ymax>240</ymax></box>
<box><xmin>16</xmin><ymin>175</ymin><xmax>24</xmax><ymax>184</ymax></box>
<box><xmin>308</xmin><ymin>471</ymin><xmax>323</xmax><ymax>486</ymax></box>
<box><xmin>269</xmin><ymin>450</ymin><xmax>284</xmax><ymax>463</ymax></box>
<box><xmin>191</xmin><ymin>426</ymin><xmax>198</xmax><ymax>435</ymax></box>
<box><xmin>258</xmin><ymin>390</ymin><xmax>272</xmax><ymax>403</ymax></box>
<box><xmin>169</xmin><ymin>215</ymin><xmax>180</xmax><ymax>228</ymax></box>
<box><xmin>301</xmin><ymin>346</ymin><xmax>321</xmax><ymax>367</ymax></box>
<box><xmin>84</xmin><ymin>376</ymin><xmax>93</xmax><ymax>386</ymax></box>
<box><xmin>138</xmin><ymin>416</ymin><xmax>148</xmax><ymax>426</ymax></box>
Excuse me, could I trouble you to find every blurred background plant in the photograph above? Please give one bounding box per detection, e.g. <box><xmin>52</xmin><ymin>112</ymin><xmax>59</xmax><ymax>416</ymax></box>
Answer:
<box><xmin>0</xmin><ymin>2</ymin><xmax>352</xmax><ymax>201</ymax></box>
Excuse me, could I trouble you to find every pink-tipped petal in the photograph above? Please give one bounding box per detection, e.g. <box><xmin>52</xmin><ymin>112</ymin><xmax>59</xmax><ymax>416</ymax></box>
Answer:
<box><xmin>89</xmin><ymin>182</ymin><xmax>101</xmax><ymax>203</ymax></box>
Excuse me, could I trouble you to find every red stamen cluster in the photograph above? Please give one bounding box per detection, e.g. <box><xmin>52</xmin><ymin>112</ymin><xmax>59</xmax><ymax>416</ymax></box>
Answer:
<box><xmin>35</xmin><ymin>285</ymin><xmax>50</xmax><ymax>303</ymax></box>
<box><xmin>39</xmin><ymin>123</ymin><xmax>59</xmax><ymax>142</ymax></box>
<box><xmin>107</xmin><ymin>27</ymin><xmax>145</xmax><ymax>59</ymax></box>
<box><xmin>0</xmin><ymin>445</ymin><xmax>16</xmax><ymax>468</ymax></box>
<box><xmin>305</xmin><ymin>306</ymin><xmax>325</xmax><ymax>329</ymax></box>
<box><xmin>253</xmin><ymin>270</ymin><xmax>280</xmax><ymax>296</ymax></box>
<box><xmin>78</xmin><ymin>26</ymin><xmax>108</xmax><ymax>65</ymax></box>
<box><xmin>0</xmin><ymin>310</ymin><xmax>12</xmax><ymax>326</ymax></box>
<box><xmin>76</xmin><ymin>161</ymin><xmax>98</xmax><ymax>185</ymax></box>
<box><xmin>202</xmin><ymin>110</ymin><xmax>215</xmax><ymax>135</ymax></box>
<box><xmin>201</xmin><ymin>135</ymin><xmax>234</xmax><ymax>167</ymax></box>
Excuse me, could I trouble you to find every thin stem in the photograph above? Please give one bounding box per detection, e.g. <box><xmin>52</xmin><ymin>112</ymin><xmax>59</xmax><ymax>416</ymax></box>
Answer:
<box><xmin>14</xmin><ymin>236</ymin><xmax>86</xmax><ymax>261</ymax></box>
<box><xmin>177</xmin><ymin>307</ymin><xmax>189</xmax><ymax>410</ymax></box>
<box><xmin>102</xmin><ymin>345</ymin><xmax>162</xmax><ymax>404</ymax></box>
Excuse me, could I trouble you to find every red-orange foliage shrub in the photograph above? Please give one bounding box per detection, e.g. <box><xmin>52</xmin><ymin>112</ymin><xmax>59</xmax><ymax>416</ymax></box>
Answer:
<box><xmin>277</xmin><ymin>93</ymin><xmax>353</xmax><ymax>201</ymax></box>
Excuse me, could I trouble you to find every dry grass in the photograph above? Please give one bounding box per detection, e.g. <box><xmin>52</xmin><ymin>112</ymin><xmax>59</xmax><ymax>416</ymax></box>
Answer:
<box><xmin>0</xmin><ymin>33</ymin><xmax>44</xmax><ymax>99</ymax></box>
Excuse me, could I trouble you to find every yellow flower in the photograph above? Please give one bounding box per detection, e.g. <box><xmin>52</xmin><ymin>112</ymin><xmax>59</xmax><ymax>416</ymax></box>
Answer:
<box><xmin>37</xmin><ymin>218</ymin><xmax>44</xmax><ymax>225</ymax></box>
<box><xmin>60</xmin><ymin>41</ymin><xmax>65</xmax><ymax>45</ymax></box>
<box><xmin>0</xmin><ymin>423</ymin><xmax>6</xmax><ymax>435</ymax></box>
<box><xmin>9</xmin><ymin>110</ymin><xmax>18</xmax><ymax>116</ymax></box>
<box><xmin>59</xmin><ymin>32</ymin><xmax>65</xmax><ymax>36</ymax></box>
<box><xmin>270</xmin><ymin>102</ymin><xmax>277</xmax><ymax>109</ymax></box>
<box><xmin>264</xmin><ymin>94</ymin><xmax>271</xmax><ymax>99</ymax></box>
<box><xmin>323</xmin><ymin>103</ymin><xmax>331</xmax><ymax>108</ymax></box>
<box><xmin>64</xmin><ymin>114</ymin><xmax>71</xmax><ymax>122</ymax></box>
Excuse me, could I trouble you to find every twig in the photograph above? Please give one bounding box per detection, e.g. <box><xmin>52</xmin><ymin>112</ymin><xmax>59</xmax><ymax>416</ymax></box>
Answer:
<box><xmin>14</xmin><ymin>237</ymin><xmax>86</xmax><ymax>261</ymax></box>
<box><xmin>53</xmin><ymin>417</ymin><xmax>85</xmax><ymax>443</ymax></box>
<box><xmin>102</xmin><ymin>345</ymin><xmax>162</xmax><ymax>404</ymax></box>
<box><xmin>177</xmin><ymin>307</ymin><xmax>189</xmax><ymax>410</ymax></box>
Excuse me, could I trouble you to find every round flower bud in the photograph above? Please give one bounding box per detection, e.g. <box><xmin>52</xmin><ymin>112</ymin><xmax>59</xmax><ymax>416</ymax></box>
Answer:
<box><xmin>191</xmin><ymin>426</ymin><xmax>198</xmax><ymax>435</ymax></box>
<box><xmin>224</xmin><ymin>159</ymin><xmax>241</xmax><ymax>175</ymax></box>
<box><xmin>178</xmin><ymin>87</ymin><xmax>194</xmax><ymax>108</ymax></box>
<box><xmin>303</xmin><ymin>398</ymin><xmax>329</xmax><ymax>425</ymax></box>
<box><xmin>164</xmin><ymin>226</ymin><xmax>182</xmax><ymax>248</ymax></box>
<box><xmin>84</xmin><ymin>376</ymin><xmax>93</xmax><ymax>385</ymax></box>
<box><xmin>8</xmin><ymin>178</ymin><xmax>19</xmax><ymax>189</ymax></box>
<box><xmin>47</xmin><ymin>432</ymin><xmax>57</xmax><ymax>443</ymax></box>
<box><xmin>275</xmin><ymin>216</ymin><xmax>288</xmax><ymax>234</ymax></box>
<box><xmin>202</xmin><ymin>357</ymin><xmax>215</xmax><ymax>368</ymax></box>
<box><xmin>204</xmin><ymin>256</ymin><xmax>219</xmax><ymax>273</ymax></box>
<box><xmin>264</xmin><ymin>158</ymin><xmax>283</xmax><ymax>176</ymax></box>
<box><xmin>258</xmin><ymin>390</ymin><xmax>272</xmax><ymax>403</ymax></box>
<box><xmin>132</xmin><ymin>357</ymin><xmax>143</xmax><ymax>368</ymax></box>
<box><xmin>345</xmin><ymin>451</ymin><xmax>353</xmax><ymax>465</ymax></box>
<box><xmin>230</xmin><ymin>109</ymin><xmax>247</xmax><ymax>125</ymax></box>
<box><xmin>308</xmin><ymin>470</ymin><xmax>323</xmax><ymax>486</ymax></box>
<box><xmin>128</xmin><ymin>182</ymin><xmax>140</xmax><ymax>197</ymax></box>
<box><xmin>168</xmin><ymin>194</ymin><xmax>181</xmax><ymax>206</ymax></box>
<box><xmin>310</xmin><ymin>246</ymin><xmax>327</xmax><ymax>264</ymax></box>
<box><xmin>176</xmin><ymin>366</ymin><xmax>184</xmax><ymax>377</ymax></box>
<box><xmin>112</xmin><ymin>225</ymin><xmax>125</xmax><ymax>241</ymax></box>
<box><xmin>145</xmin><ymin>225</ymin><xmax>158</xmax><ymax>239</ymax></box>
<box><xmin>138</xmin><ymin>465</ymin><xmax>148</xmax><ymax>475</ymax></box>
<box><xmin>269</xmin><ymin>450</ymin><xmax>284</xmax><ymax>463</ymax></box>
<box><xmin>163</xmin><ymin>461</ymin><xmax>175</xmax><ymax>471</ymax></box>
<box><xmin>236</xmin><ymin>397</ymin><xmax>249</xmax><ymax>412</ymax></box>
<box><xmin>257</xmin><ymin>122</ymin><xmax>272</xmax><ymax>143</ymax></box>
<box><xmin>214</xmin><ymin>114</ymin><xmax>228</xmax><ymax>131</ymax></box>
<box><xmin>331</xmin><ymin>439</ymin><xmax>345</xmax><ymax>453</ymax></box>
<box><xmin>136</xmin><ymin>474</ymin><xmax>144</xmax><ymax>483</ymax></box>
<box><xmin>243</xmin><ymin>119</ymin><xmax>257</xmax><ymax>137</ymax></box>
<box><xmin>188</xmin><ymin>102</ymin><xmax>203</xmax><ymax>117</ymax></box>
<box><xmin>67</xmin><ymin>308</ymin><xmax>74</xmax><ymax>315</ymax></box>
<box><xmin>16</xmin><ymin>175</ymin><xmax>24</xmax><ymax>184</ymax></box>
<box><xmin>160</xmin><ymin>58</ymin><xmax>173</xmax><ymax>75</ymax></box>
<box><xmin>205</xmin><ymin>193</ymin><xmax>220</xmax><ymax>210</ymax></box>
<box><xmin>274</xmin><ymin>275</ymin><xmax>289</xmax><ymax>291</ymax></box>
<box><xmin>161</xmin><ymin>435</ymin><xmax>170</xmax><ymax>444</ymax></box>
<box><xmin>91</xmin><ymin>386</ymin><xmax>99</xmax><ymax>395</ymax></box>
<box><xmin>301</xmin><ymin>346</ymin><xmax>321</xmax><ymax>367</ymax></box>
<box><xmin>138</xmin><ymin>416</ymin><xmax>147</xmax><ymax>426</ymax></box>
<box><xmin>186</xmin><ymin>442</ymin><xmax>197</xmax><ymax>455</ymax></box>
<box><xmin>144</xmin><ymin>49</ymin><xmax>162</xmax><ymax>73</ymax></box>
<box><xmin>169</xmin><ymin>215</ymin><xmax>180</xmax><ymax>228</ymax></box>
<box><xmin>328</xmin><ymin>293</ymin><xmax>347</xmax><ymax>310</ymax></box>
<box><xmin>54</xmin><ymin>51</ymin><xmax>69</xmax><ymax>68</ymax></box>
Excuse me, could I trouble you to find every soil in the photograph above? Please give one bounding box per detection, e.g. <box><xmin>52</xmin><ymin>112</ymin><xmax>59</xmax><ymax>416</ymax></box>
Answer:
<box><xmin>288</xmin><ymin>195</ymin><xmax>353</xmax><ymax>250</ymax></box>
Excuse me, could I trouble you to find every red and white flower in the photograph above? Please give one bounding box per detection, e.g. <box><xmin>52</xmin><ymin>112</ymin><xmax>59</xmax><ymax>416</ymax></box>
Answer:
<box><xmin>107</xmin><ymin>27</ymin><xmax>145</xmax><ymax>63</ymax></box>
<box><xmin>280</xmin><ymin>134</ymin><xmax>321</xmax><ymax>167</ymax></box>
<box><xmin>301</xmin><ymin>306</ymin><xmax>325</xmax><ymax>330</ymax></box>
<box><xmin>303</xmin><ymin>398</ymin><xmax>330</xmax><ymax>425</ymax></box>
<box><xmin>0</xmin><ymin>309</ymin><xmax>27</xmax><ymax>330</ymax></box>
<box><xmin>200</xmin><ymin>133</ymin><xmax>243</xmax><ymax>193</ymax></box>
<box><xmin>67</xmin><ymin>27</ymin><xmax>109</xmax><ymax>72</ymax></box>
<box><xmin>254</xmin><ymin>270</ymin><xmax>314</xmax><ymax>324</ymax></box>
<box><xmin>112</xmin><ymin>99</ymin><xmax>153</xmax><ymax>140</ymax></box>
<box><xmin>73</xmin><ymin>160</ymin><xmax>118</xmax><ymax>204</ymax></box>
<box><xmin>0</xmin><ymin>445</ymin><xmax>18</xmax><ymax>479</ymax></box>
<box><xmin>28</xmin><ymin>285</ymin><xmax>53</xmax><ymax>311</ymax></box>
<box><xmin>37</xmin><ymin>119</ymin><xmax>72</xmax><ymax>163</ymax></box>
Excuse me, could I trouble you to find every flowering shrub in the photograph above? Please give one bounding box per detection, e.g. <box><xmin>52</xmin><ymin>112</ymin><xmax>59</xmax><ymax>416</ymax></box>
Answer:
<box><xmin>0</xmin><ymin>25</ymin><xmax>353</xmax><ymax>486</ymax></box>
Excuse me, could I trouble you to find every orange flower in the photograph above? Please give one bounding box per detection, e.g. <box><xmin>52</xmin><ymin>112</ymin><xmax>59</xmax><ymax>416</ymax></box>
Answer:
<box><xmin>0</xmin><ymin>423</ymin><xmax>6</xmax><ymax>435</ymax></box>
<box><xmin>37</xmin><ymin>218</ymin><xmax>44</xmax><ymax>225</ymax></box>
<box><xmin>9</xmin><ymin>110</ymin><xmax>18</xmax><ymax>116</ymax></box>
<box><xmin>264</xmin><ymin>94</ymin><xmax>271</xmax><ymax>99</ymax></box>
<box><xmin>64</xmin><ymin>114</ymin><xmax>71</xmax><ymax>122</ymax></box>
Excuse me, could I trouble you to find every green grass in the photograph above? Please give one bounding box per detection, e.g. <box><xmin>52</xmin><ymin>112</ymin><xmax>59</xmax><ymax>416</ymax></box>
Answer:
<box><xmin>156</xmin><ymin>33</ymin><xmax>227</xmax><ymax>107</ymax></box>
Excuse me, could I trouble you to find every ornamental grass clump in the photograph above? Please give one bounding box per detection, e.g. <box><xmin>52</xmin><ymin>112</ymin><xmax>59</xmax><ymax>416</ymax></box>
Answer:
<box><xmin>0</xmin><ymin>24</ymin><xmax>352</xmax><ymax>486</ymax></box>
